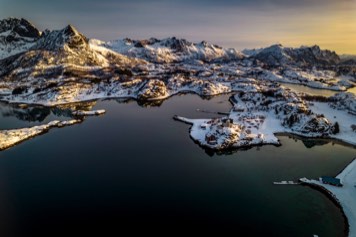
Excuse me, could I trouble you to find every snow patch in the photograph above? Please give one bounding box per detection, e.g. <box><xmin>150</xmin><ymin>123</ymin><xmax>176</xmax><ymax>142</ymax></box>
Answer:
<box><xmin>0</xmin><ymin>119</ymin><xmax>81</xmax><ymax>151</ymax></box>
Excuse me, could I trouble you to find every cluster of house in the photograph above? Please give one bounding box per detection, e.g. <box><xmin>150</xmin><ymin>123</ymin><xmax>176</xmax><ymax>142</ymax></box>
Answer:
<box><xmin>201</xmin><ymin>115</ymin><xmax>268</xmax><ymax>146</ymax></box>
<box><xmin>202</xmin><ymin>118</ymin><xmax>235</xmax><ymax>145</ymax></box>
<box><xmin>201</xmin><ymin>118</ymin><xmax>234</xmax><ymax>130</ymax></box>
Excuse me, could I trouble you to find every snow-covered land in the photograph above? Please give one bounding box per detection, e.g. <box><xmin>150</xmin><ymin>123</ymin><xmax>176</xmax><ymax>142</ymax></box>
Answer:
<box><xmin>310</xmin><ymin>101</ymin><xmax>356</xmax><ymax>145</ymax></box>
<box><xmin>174</xmin><ymin>85</ymin><xmax>354</xmax><ymax>150</ymax></box>
<box><xmin>174</xmin><ymin>115</ymin><xmax>280</xmax><ymax>150</ymax></box>
<box><xmin>0</xmin><ymin>119</ymin><xmax>81</xmax><ymax>150</ymax></box>
<box><xmin>0</xmin><ymin>18</ymin><xmax>354</xmax><ymax>107</ymax></box>
<box><xmin>300</xmin><ymin>158</ymin><xmax>356</xmax><ymax>237</ymax></box>
<box><xmin>0</xmin><ymin>17</ymin><xmax>355</xmax><ymax>150</ymax></box>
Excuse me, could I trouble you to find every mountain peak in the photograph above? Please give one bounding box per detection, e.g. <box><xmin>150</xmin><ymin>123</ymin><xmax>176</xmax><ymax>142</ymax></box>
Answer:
<box><xmin>63</xmin><ymin>24</ymin><xmax>79</xmax><ymax>36</ymax></box>
<box><xmin>0</xmin><ymin>17</ymin><xmax>40</xmax><ymax>38</ymax></box>
<box><xmin>32</xmin><ymin>24</ymin><xmax>88</xmax><ymax>51</ymax></box>
<box><xmin>0</xmin><ymin>18</ymin><xmax>41</xmax><ymax>60</ymax></box>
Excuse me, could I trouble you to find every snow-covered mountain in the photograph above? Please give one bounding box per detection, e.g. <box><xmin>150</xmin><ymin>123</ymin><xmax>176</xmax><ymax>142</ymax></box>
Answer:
<box><xmin>32</xmin><ymin>25</ymin><xmax>88</xmax><ymax>51</ymax></box>
<box><xmin>90</xmin><ymin>37</ymin><xmax>244</xmax><ymax>63</ymax></box>
<box><xmin>0</xmin><ymin>18</ymin><xmax>41</xmax><ymax>60</ymax></box>
<box><xmin>249</xmin><ymin>44</ymin><xmax>340</xmax><ymax>67</ymax></box>
<box><xmin>0</xmin><ymin>21</ymin><xmax>145</xmax><ymax>83</ymax></box>
<box><xmin>0</xmin><ymin>18</ymin><xmax>354</xmax><ymax>106</ymax></box>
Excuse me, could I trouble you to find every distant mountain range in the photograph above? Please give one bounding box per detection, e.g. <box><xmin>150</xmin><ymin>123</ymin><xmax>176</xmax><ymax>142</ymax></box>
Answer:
<box><xmin>1</xmin><ymin>18</ymin><xmax>352</xmax><ymax>66</ymax></box>
<box><xmin>244</xmin><ymin>44</ymin><xmax>340</xmax><ymax>67</ymax></box>
<box><xmin>0</xmin><ymin>18</ymin><xmax>355</xmax><ymax>105</ymax></box>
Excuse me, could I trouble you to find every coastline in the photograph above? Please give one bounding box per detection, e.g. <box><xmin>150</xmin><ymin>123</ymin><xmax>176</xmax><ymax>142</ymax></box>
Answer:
<box><xmin>300</xmin><ymin>158</ymin><xmax>356</xmax><ymax>237</ymax></box>
<box><xmin>2</xmin><ymin>86</ymin><xmax>355</xmax><ymax>152</ymax></box>
<box><xmin>300</xmin><ymin>182</ymin><xmax>350</xmax><ymax>237</ymax></box>
<box><xmin>0</xmin><ymin>119</ymin><xmax>82</xmax><ymax>151</ymax></box>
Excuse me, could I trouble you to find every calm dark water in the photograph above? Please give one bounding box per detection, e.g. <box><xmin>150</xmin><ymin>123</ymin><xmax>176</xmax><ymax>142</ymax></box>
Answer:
<box><xmin>0</xmin><ymin>94</ymin><xmax>355</xmax><ymax>236</ymax></box>
<box><xmin>281</xmin><ymin>83</ymin><xmax>356</xmax><ymax>97</ymax></box>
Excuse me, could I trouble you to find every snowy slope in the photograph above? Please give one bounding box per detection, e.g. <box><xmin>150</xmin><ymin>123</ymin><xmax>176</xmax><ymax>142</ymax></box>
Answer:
<box><xmin>0</xmin><ymin>22</ymin><xmax>145</xmax><ymax>83</ymax></box>
<box><xmin>90</xmin><ymin>37</ymin><xmax>244</xmax><ymax>63</ymax></box>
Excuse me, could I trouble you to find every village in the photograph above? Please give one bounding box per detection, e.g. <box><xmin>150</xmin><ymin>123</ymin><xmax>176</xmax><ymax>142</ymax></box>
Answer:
<box><xmin>174</xmin><ymin>83</ymin><xmax>356</xmax><ymax>150</ymax></box>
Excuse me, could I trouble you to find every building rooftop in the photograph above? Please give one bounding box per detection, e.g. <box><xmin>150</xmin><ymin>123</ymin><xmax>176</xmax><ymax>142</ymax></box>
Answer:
<box><xmin>321</xmin><ymin>176</ymin><xmax>342</xmax><ymax>186</ymax></box>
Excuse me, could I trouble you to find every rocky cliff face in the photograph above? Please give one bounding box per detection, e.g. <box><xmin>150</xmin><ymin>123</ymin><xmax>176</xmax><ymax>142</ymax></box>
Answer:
<box><xmin>32</xmin><ymin>24</ymin><xmax>88</xmax><ymax>51</ymax></box>
<box><xmin>0</xmin><ymin>18</ymin><xmax>41</xmax><ymax>60</ymax></box>
<box><xmin>0</xmin><ymin>18</ymin><xmax>40</xmax><ymax>38</ymax></box>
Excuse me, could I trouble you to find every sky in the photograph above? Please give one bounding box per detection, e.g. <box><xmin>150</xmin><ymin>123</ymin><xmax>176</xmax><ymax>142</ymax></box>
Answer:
<box><xmin>1</xmin><ymin>0</ymin><xmax>355</xmax><ymax>54</ymax></box>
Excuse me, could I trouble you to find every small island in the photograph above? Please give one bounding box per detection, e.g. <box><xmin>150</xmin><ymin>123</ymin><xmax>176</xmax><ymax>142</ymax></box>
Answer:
<box><xmin>175</xmin><ymin>86</ymin><xmax>356</xmax><ymax>150</ymax></box>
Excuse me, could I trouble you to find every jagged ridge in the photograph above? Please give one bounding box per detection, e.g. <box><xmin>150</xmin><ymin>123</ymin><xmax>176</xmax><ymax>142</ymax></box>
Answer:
<box><xmin>247</xmin><ymin>44</ymin><xmax>340</xmax><ymax>67</ymax></box>
<box><xmin>90</xmin><ymin>36</ymin><xmax>244</xmax><ymax>63</ymax></box>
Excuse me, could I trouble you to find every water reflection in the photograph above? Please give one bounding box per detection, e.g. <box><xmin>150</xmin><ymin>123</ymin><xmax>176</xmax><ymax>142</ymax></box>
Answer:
<box><xmin>136</xmin><ymin>99</ymin><xmax>164</xmax><ymax>107</ymax></box>
<box><xmin>0</xmin><ymin>101</ymin><xmax>98</xmax><ymax>122</ymax></box>
<box><xmin>301</xmin><ymin>139</ymin><xmax>330</xmax><ymax>148</ymax></box>
<box><xmin>1</xmin><ymin>105</ymin><xmax>51</xmax><ymax>122</ymax></box>
<box><xmin>131</xmin><ymin>94</ymin><xmax>227</xmax><ymax>108</ymax></box>
<box><xmin>280</xmin><ymin>83</ymin><xmax>356</xmax><ymax>97</ymax></box>
<box><xmin>280</xmin><ymin>83</ymin><xmax>337</xmax><ymax>97</ymax></box>
<box><xmin>192</xmin><ymin>135</ymin><xmax>339</xmax><ymax>156</ymax></box>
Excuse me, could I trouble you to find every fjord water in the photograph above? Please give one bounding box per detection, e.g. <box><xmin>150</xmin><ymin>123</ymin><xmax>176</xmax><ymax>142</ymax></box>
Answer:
<box><xmin>0</xmin><ymin>94</ymin><xmax>355</xmax><ymax>236</ymax></box>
